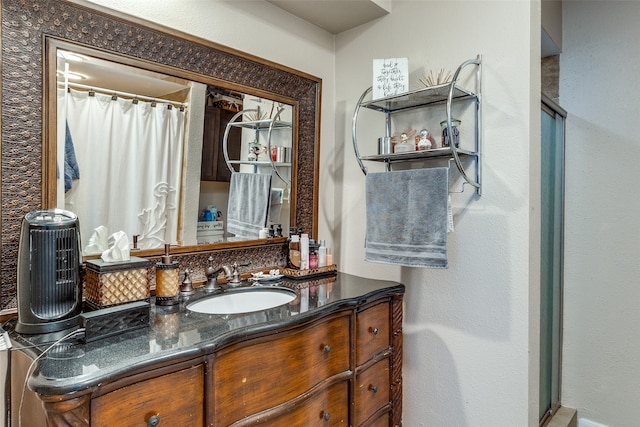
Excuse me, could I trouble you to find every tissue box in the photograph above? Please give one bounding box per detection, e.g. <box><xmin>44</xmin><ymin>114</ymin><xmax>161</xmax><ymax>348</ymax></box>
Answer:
<box><xmin>85</xmin><ymin>256</ymin><xmax>151</xmax><ymax>309</ymax></box>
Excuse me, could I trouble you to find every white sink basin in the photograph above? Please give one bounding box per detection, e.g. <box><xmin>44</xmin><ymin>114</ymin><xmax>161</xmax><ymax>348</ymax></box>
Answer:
<box><xmin>187</xmin><ymin>287</ymin><xmax>296</xmax><ymax>315</ymax></box>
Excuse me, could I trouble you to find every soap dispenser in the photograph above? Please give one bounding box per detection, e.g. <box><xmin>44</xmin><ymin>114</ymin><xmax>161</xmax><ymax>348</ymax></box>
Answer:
<box><xmin>155</xmin><ymin>244</ymin><xmax>180</xmax><ymax>306</ymax></box>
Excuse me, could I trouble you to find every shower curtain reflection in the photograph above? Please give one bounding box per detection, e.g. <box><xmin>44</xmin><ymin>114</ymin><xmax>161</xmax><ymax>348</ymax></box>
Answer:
<box><xmin>58</xmin><ymin>88</ymin><xmax>186</xmax><ymax>253</ymax></box>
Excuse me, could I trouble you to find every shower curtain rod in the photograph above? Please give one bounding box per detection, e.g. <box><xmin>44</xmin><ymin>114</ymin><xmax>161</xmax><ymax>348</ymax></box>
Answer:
<box><xmin>58</xmin><ymin>81</ymin><xmax>189</xmax><ymax>109</ymax></box>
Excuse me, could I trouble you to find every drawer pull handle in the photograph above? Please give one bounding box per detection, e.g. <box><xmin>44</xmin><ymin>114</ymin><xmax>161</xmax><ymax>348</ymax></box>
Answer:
<box><xmin>369</xmin><ymin>327</ymin><xmax>379</xmax><ymax>335</ymax></box>
<box><xmin>320</xmin><ymin>410</ymin><xmax>331</xmax><ymax>421</ymax></box>
<box><xmin>147</xmin><ymin>415</ymin><xmax>161</xmax><ymax>426</ymax></box>
<box><xmin>369</xmin><ymin>384</ymin><xmax>378</xmax><ymax>393</ymax></box>
<box><xmin>323</xmin><ymin>344</ymin><xmax>331</xmax><ymax>354</ymax></box>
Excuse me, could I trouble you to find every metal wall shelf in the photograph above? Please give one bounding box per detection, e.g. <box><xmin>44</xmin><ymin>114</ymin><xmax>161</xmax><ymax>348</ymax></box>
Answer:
<box><xmin>352</xmin><ymin>55</ymin><xmax>483</xmax><ymax>196</ymax></box>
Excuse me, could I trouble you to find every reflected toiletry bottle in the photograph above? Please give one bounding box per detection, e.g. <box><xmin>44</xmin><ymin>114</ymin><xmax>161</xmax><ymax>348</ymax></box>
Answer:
<box><xmin>288</xmin><ymin>234</ymin><xmax>301</xmax><ymax>269</ymax></box>
<box><xmin>300</xmin><ymin>233</ymin><xmax>309</xmax><ymax>270</ymax></box>
<box><xmin>317</xmin><ymin>240</ymin><xmax>327</xmax><ymax>267</ymax></box>
<box><xmin>309</xmin><ymin>239</ymin><xmax>318</xmax><ymax>269</ymax></box>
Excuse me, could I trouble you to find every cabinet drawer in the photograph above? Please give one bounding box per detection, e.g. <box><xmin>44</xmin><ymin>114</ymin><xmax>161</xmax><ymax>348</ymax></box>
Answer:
<box><xmin>356</xmin><ymin>302</ymin><xmax>390</xmax><ymax>365</ymax></box>
<box><xmin>91</xmin><ymin>364</ymin><xmax>204</xmax><ymax>427</ymax></box>
<box><xmin>214</xmin><ymin>313</ymin><xmax>351</xmax><ymax>426</ymax></box>
<box><xmin>259</xmin><ymin>381</ymin><xmax>349</xmax><ymax>426</ymax></box>
<box><xmin>355</xmin><ymin>357</ymin><xmax>390</xmax><ymax>426</ymax></box>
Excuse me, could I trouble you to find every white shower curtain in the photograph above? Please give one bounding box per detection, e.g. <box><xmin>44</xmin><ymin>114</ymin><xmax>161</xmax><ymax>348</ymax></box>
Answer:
<box><xmin>59</xmin><ymin>88</ymin><xmax>185</xmax><ymax>252</ymax></box>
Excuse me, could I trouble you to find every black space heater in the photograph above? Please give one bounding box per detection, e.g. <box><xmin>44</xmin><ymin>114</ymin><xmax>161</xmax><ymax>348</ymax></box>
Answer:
<box><xmin>15</xmin><ymin>209</ymin><xmax>83</xmax><ymax>335</ymax></box>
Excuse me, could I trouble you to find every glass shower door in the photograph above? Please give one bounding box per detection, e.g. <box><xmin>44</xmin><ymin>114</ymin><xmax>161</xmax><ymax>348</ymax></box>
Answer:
<box><xmin>539</xmin><ymin>95</ymin><xmax>566</xmax><ymax>423</ymax></box>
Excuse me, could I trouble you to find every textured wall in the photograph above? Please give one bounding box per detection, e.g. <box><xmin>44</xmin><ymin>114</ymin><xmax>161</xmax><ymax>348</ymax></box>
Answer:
<box><xmin>560</xmin><ymin>2</ymin><xmax>640</xmax><ymax>425</ymax></box>
<box><xmin>334</xmin><ymin>1</ymin><xmax>539</xmax><ymax>424</ymax></box>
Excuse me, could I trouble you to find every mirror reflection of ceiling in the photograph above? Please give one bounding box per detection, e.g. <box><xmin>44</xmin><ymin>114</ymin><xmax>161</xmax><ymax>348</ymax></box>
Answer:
<box><xmin>57</xmin><ymin>50</ymin><xmax>191</xmax><ymax>103</ymax></box>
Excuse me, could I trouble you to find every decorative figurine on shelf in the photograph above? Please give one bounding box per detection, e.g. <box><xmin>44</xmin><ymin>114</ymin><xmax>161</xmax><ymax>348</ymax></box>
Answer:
<box><xmin>416</xmin><ymin>128</ymin><xmax>436</xmax><ymax>150</ymax></box>
<box><xmin>248</xmin><ymin>140</ymin><xmax>265</xmax><ymax>161</ymax></box>
<box><xmin>392</xmin><ymin>129</ymin><xmax>416</xmax><ymax>153</ymax></box>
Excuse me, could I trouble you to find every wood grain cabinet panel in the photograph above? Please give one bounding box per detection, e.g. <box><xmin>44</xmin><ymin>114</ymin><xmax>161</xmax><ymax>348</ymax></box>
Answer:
<box><xmin>363</xmin><ymin>412</ymin><xmax>390</xmax><ymax>427</ymax></box>
<box><xmin>213</xmin><ymin>313</ymin><xmax>351</xmax><ymax>426</ymax></box>
<box><xmin>356</xmin><ymin>302</ymin><xmax>391</xmax><ymax>366</ymax></box>
<box><xmin>257</xmin><ymin>381</ymin><xmax>349</xmax><ymax>426</ymax></box>
<box><xmin>355</xmin><ymin>358</ymin><xmax>391</xmax><ymax>426</ymax></box>
<box><xmin>90</xmin><ymin>364</ymin><xmax>204</xmax><ymax>427</ymax></box>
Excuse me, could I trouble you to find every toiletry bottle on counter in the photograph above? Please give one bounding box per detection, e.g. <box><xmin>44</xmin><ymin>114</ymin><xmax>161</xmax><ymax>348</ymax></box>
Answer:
<box><xmin>288</xmin><ymin>234</ymin><xmax>301</xmax><ymax>269</ymax></box>
<box><xmin>317</xmin><ymin>240</ymin><xmax>327</xmax><ymax>267</ymax></box>
<box><xmin>300</xmin><ymin>233</ymin><xmax>309</xmax><ymax>270</ymax></box>
<box><xmin>326</xmin><ymin>247</ymin><xmax>333</xmax><ymax>266</ymax></box>
<box><xmin>309</xmin><ymin>239</ymin><xmax>318</xmax><ymax>269</ymax></box>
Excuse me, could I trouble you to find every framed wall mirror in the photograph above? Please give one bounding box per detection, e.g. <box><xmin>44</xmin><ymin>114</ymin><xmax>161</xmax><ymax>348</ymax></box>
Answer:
<box><xmin>50</xmin><ymin>41</ymin><xmax>295</xmax><ymax>254</ymax></box>
<box><xmin>0</xmin><ymin>0</ymin><xmax>321</xmax><ymax>311</ymax></box>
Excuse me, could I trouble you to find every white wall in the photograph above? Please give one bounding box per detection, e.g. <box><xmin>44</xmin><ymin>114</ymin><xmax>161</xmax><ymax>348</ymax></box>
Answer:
<box><xmin>335</xmin><ymin>1</ymin><xmax>540</xmax><ymax>425</ymax></box>
<box><xmin>560</xmin><ymin>2</ymin><xmax>640</xmax><ymax>426</ymax></box>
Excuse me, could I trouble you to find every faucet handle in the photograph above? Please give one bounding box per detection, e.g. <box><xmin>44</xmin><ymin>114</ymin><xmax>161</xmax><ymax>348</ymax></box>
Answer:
<box><xmin>205</xmin><ymin>256</ymin><xmax>216</xmax><ymax>276</ymax></box>
<box><xmin>180</xmin><ymin>268</ymin><xmax>195</xmax><ymax>296</ymax></box>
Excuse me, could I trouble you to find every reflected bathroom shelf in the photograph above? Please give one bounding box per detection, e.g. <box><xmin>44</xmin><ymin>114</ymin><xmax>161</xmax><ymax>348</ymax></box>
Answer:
<box><xmin>223</xmin><ymin>107</ymin><xmax>293</xmax><ymax>184</ymax></box>
<box><xmin>228</xmin><ymin>160</ymin><xmax>291</xmax><ymax>167</ymax></box>
<box><xmin>352</xmin><ymin>55</ymin><xmax>482</xmax><ymax>196</ymax></box>
<box><xmin>227</xmin><ymin>119</ymin><xmax>292</xmax><ymax>130</ymax></box>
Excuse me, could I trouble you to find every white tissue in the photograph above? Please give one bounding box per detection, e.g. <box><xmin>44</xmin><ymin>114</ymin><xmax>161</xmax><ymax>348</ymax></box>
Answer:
<box><xmin>84</xmin><ymin>225</ymin><xmax>109</xmax><ymax>255</ymax></box>
<box><xmin>101</xmin><ymin>231</ymin><xmax>131</xmax><ymax>262</ymax></box>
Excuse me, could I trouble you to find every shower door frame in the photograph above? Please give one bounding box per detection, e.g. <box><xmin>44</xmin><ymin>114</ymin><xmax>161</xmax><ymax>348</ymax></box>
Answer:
<box><xmin>539</xmin><ymin>93</ymin><xmax>567</xmax><ymax>426</ymax></box>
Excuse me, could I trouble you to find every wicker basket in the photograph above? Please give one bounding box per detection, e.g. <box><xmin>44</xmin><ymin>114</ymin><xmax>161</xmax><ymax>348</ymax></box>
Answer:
<box><xmin>85</xmin><ymin>256</ymin><xmax>151</xmax><ymax>309</ymax></box>
<box><xmin>281</xmin><ymin>264</ymin><xmax>337</xmax><ymax>279</ymax></box>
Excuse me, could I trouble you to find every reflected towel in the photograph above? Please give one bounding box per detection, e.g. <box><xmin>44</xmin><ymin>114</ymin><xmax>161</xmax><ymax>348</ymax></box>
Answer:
<box><xmin>227</xmin><ymin>172</ymin><xmax>272</xmax><ymax>238</ymax></box>
<box><xmin>365</xmin><ymin>167</ymin><xmax>449</xmax><ymax>268</ymax></box>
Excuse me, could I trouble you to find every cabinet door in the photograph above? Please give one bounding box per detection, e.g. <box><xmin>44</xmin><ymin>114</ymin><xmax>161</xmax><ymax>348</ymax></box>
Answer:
<box><xmin>201</xmin><ymin>106</ymin><xmax>241</xmax><ymax>181</ymax></box>
<box><xmin>91</xmin><ymin>364</ymin><xmax>204</xmax><ymax>427</ymax></box>
<box><xmin>213</xmin><ymin>313</ymin><xmax>350</xmax><ymax>426</ymax></box>
<box><xmin>355</xmin><ymin>358</ymin><xmax>390</xmax><ymax>426</ymax></box>
<box><xmin>356</xmin><ymin>302</ymin><xmax>391</xmax><ymax>366</ymax></box>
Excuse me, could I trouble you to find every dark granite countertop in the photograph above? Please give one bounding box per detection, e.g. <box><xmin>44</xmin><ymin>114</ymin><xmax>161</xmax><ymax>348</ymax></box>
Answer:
<box><xmin>6</xmin><ymin>272</ymin><xmax>403</xmax><ymax>397</ymax></box>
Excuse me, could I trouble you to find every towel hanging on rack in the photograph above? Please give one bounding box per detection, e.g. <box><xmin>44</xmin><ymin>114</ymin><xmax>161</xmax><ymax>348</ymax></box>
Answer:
<box><xmin>227</xmin><ymin>172</ymin><xmax>272</xmax><ymax>238</ymax></box>
<box><xmin>364</xmin><ymin>167</ymin><xmax>449</xmax><ymax>268</ymax></box>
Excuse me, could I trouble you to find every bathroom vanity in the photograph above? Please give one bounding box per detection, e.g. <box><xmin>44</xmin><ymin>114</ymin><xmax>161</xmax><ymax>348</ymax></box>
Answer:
<box><xmin>9</xmin><ymin>273</ymin><xmax>404</xmax><ymax>426</ymax></box>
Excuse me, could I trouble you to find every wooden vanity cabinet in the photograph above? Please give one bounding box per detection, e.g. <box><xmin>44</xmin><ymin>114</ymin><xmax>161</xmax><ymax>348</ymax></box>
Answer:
<box><xmin>211</xmin><ymin>311</ymin><xmax>352</xmax><ymax>426</ymax></box>
<box><xmin>13</xmin><ymin>287</ymin><xmax>403</xmax><ymax>427</ymax></box>
<box><xmin>354</xmin><ymin>301</ymin><xmax>398</xmax><ymax>426</ymax></box>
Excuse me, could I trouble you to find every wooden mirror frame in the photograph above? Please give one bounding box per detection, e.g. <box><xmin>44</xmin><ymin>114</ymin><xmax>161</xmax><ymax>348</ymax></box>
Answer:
<box><xmin>0</xmin><ymin>0</ymin><xmax>321</xmax><ymax>311</ymax></box>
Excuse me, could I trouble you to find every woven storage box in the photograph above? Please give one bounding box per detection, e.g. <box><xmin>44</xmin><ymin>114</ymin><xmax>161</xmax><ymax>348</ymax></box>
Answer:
<box><xmin>85</xmin><ymin>256</ymin><xmax>151</xmax><ymax>309</ymax></box>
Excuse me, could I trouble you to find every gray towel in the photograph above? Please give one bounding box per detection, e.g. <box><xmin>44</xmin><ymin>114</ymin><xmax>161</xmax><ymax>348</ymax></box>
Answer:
<box><xmin>227</xmin><ymin>172</ymin><xmax>272</xmax><ymax>238</ymax></box>
<box><xmin>365</xmin><ymin>167</ymin><xmax>449</xmax><ymax>268</ymax></box>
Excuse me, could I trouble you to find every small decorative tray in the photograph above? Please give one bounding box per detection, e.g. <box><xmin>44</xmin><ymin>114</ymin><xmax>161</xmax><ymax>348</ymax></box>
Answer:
<box><xmin>281</xmin><ymin>264</ymin><xmax>337</xmax><ymax>279</ymax></box>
